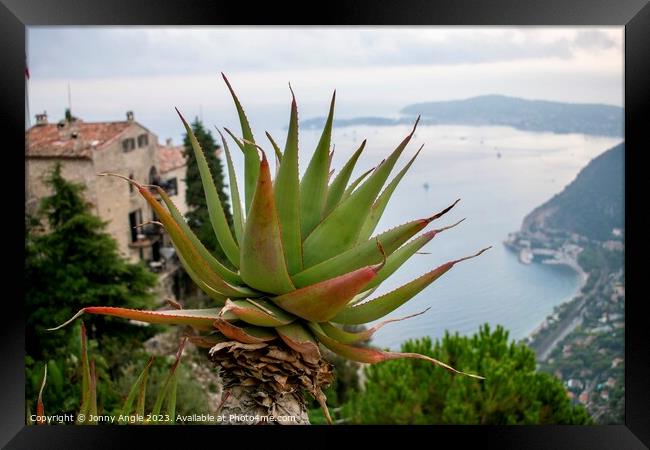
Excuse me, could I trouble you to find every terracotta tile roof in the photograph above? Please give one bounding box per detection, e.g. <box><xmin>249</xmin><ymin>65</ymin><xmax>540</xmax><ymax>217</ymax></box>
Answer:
<box><xmin>26</xmin><ymin>121</ymin><xmax>132</xmax><ymax>159</ymax></box>
<box><xmin>158</xmin><ymin>144</ymin><xmax>187</xmax><ymax>173</ymax></box>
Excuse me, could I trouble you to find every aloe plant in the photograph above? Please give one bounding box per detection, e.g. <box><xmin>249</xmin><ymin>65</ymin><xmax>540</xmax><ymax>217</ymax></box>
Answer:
<box><xmin>51</xmin><ymin>74</ymin><xmax>490</xmax><ymax>424</ymax></box>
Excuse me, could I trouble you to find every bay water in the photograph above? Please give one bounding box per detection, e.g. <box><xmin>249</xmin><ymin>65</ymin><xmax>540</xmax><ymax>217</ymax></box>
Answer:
<box><xmin>254</xmin><ymin>124</ymin><xmax>621</xmax><ymax>350</ymax></box>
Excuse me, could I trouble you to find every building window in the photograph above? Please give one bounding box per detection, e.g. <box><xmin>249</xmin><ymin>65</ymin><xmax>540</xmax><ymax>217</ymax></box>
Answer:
<box><xmin>149</xmin><ymin>166</ymin><xmax>160</xmax><ymax>185</ymax></box>
<box><xmin>163</xmin><ymin>177</ymin><xmax>178</xmax><ymax>196</ymax></box>
<box><xmin>129</xmin><ymin>209</ymin><xmax>143</xmax><ymax>243</ymax></box>
<box><xmin>122</xmin><ymin>138</ymin><xmax>136</xmax><ymax>152</ymax></box>
<box><xmin>137</xmin><ymin>134</ymin><xmax>149</xmax><ymax>148</ymax></box>
<box><xmin>129</xmin><ymin>173</ymin><xmax>135</xmax><ymax>194</ymax></box>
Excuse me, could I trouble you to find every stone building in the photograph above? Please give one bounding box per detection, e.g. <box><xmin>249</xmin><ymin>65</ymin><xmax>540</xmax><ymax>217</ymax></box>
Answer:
<box><xmin>157</xmin><ymin>138</ymin><xmax>188</xmax><ymax>217</ymax></box>
<box><xmin>25</xmin><ymin>111</ymin><xmax>187</xmax><ymax>264</ymax></box>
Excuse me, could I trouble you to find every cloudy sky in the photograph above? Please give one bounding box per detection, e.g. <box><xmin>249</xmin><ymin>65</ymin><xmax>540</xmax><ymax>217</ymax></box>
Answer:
<box><xmin>27</xmin><ymin>27</ymin><xmax>623</xmax><ymax>143</ymax></box>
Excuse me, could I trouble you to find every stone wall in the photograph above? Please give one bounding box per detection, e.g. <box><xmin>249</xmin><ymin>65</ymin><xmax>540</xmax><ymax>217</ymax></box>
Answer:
<box><xmin>25</xmin><ymin>157</ymin><xmax>96</xmax><ymax>217</ymax></box>
<box><xmin>92</xmin><ymin>123</ymin><xmax>159</xmax><ymax>262</ymax></box>
<box><xmin>163</xmin><ymin>165</ymin><xmax>188</xmax><ymax>217</ymax></box>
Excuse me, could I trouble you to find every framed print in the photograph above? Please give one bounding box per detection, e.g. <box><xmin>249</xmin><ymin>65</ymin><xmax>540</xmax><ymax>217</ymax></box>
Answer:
<box><xmin>3</xmin><ymin>0</ymin><xmax>648</xmax><ymax>447</ymax></box>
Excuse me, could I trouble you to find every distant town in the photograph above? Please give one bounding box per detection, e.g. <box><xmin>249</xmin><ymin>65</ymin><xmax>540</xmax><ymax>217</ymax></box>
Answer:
<box><xmin>503</xmin><ymin>142</ymin><xmax>625</xmax><ymax>425</ymax></box>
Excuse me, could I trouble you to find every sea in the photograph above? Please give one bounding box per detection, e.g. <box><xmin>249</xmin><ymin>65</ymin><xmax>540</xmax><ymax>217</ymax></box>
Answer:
<box><xmin>248</xmin><ymin>123</ymin><xmax>622</xmax><ymax>350</ymax></box>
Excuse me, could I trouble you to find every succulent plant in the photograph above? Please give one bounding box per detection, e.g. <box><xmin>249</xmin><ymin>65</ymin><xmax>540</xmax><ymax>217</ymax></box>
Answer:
<box><xmin>51</xmin><ymin>74</ymin><xmax>489</xmax><ymax>424</ymax></box>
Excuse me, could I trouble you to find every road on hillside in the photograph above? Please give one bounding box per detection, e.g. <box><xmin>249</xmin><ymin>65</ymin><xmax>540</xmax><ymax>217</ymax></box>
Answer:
<box><xmin>533</xmin><ymin>251</ymin><xmax>608</xmax><ymax>362</ymax></box>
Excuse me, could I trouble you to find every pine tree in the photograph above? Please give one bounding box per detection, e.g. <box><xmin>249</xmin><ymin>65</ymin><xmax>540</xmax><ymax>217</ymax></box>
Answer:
<box><xmin>182</xmin><ymin>118</ymin><xmax>233</xmax><ymax>262</ymax></box>
<box><xmin>342</xmin><ymin>324</ymin><xmax>592</xmax><ymax>424</ymax></box>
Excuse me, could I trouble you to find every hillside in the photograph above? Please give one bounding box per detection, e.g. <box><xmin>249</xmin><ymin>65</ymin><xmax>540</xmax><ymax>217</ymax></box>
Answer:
<box><xmin>402</xmin><ymin>95</ymin><xmax>623</xmax><ymax>136</ymax></box>
<box><xmin>522</xmin><ymin>143</ymin><xmax>625</xmax><ymax>241</ymax></box>
<box><xmin>301</xmin><ymin>95</ymin><xmax>623</xmax><ymax>137</ymax></box>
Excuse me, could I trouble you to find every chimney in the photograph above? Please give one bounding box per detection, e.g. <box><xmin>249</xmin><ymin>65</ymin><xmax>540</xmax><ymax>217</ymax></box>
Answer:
<box><xmin>35</xmin><ymin>111</ymin><xmax>48</xmax><ymax>126</ymax></box>
<box><xmin>126</xmin><ymin>110</ymin><xmax>134</xmax><ymax>122</ymax></box>
<box><xmin>166</xmin><ymin>138</ymin><xmax>173</xmax><ymax>147</ymax></box>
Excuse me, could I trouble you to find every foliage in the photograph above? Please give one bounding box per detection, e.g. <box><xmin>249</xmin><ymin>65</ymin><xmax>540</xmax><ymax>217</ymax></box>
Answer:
<box><xmin>342</xmin><ymin>324</ymin><xmax>592</xmax><ymax>424</ymax></box>
<box><xmin>183</xmin><ymin>118</ymin><xmax>233</xmax><ymax>262</ymax></box>
<box><xmin>29</xmin><ymin>322</ymin><xmax>199</xmax><ymax>425</ymax></box>
<box><xmin>113</xmin><ymin>353</ymin><xmax>210</xmax><ymax>422</ymax></box>
<box><xmin>25</xmin><ymin>163</ymin><xmax>158</xmax><ymax>414</ymax></box>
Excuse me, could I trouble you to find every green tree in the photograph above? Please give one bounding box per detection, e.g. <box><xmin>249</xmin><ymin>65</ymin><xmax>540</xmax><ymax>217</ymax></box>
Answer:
<box><xmin>343</xmin><ymin>324</ymin><xmax>592</xmax><ymax>424</ymax></box>
<box><xmin>183</xmin><ymin>118</ymin><xmax>233</xmax><ymax>261</ymax></box>
<box><xmin>25</xmin><ymin>163</ymin><xmax>158</xmax><ymax>413</ymax></box>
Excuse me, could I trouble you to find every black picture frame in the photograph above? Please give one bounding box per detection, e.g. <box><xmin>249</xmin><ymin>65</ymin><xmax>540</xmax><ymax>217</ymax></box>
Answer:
<box><xmin>3</xmin><ymin>0</ymin><xmax>648</xmax><ymax>447</ymax></box>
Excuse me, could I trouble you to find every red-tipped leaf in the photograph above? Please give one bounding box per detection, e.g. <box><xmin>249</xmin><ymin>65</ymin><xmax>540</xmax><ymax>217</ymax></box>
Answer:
<box><xmin>49</xmin><ymin>307</ymin><xmax>235</xmax><ymax>332</ymax></box>
<box><xmin>36</xmin><ymin>365</ymin><xmax>47</xmax><ymax>425</ymax></box>
<box><xmin>292</xmin><ymin>200</ymin><xmax>459</xmax><ymax>288</ymax></box>
<box><xmin>272</xmin><ymin>263</ymin><xmax>381</xmax><ymax>322</ymax></box>
<box><xmin>309</xmin><ymin>323</ymin><xmax>484</xmax><ymax>379</ymax></box>
<box><xmin>275</xmin><ymin>323</ymin><xmax>321</xmax><ymax>363</ymax></box>
<box><xmin>219</xmin><ymin>298</ymin><xmax>297</xmax><ymax>327</ymax></box>
<box><xmin>319</xmin><ymin>308</ymin><xmax>430</xmax><ymax>344</ymax></box>
<box><xmin>332</xmin><ymin>247</ymin><xmax>491</xmax><ymax>324</ymax></box>
<box><xmin>213</xmin><ymin>319</ymin><xmax>277</xmax><ymax>344</ymax></box>
<box><xmin>239</xmin><ymin>151</ymin><xmax>295</xmax><ymax>294</ymax></box>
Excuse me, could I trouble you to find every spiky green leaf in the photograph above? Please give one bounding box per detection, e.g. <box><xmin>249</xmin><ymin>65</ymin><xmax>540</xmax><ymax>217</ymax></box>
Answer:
<box><xmin>272</xmin><ymin>264</ymin><xmax>380</xmax><ymax>322</ymax></box>
<box><xmin>300</xmin><ymin>91</ymin><xmax>336</xmax><ymax>237</ymax></box>
<box><xmin>358</xmin><ymin>144</ymin><xmax>423</xmax><ymax>241</ymax></box>
<box><xmin>292</xmin><ymin>200</ymin><xmax>458</xmax><ymax>287</ymax></box>
<box><xmin>363</xmin><ymin>219</ymin><xmax>464</xmax><ymax>291</ymax></box>
<box><xmin>120</xmin><ymin>356</ymin><xmax>155</xmax><ymax>423</ymax></box>
<box><xmin>151</xmin><ymin>338</ymin><xmax>186</xmax><ymax>423</ymax></box>
<box><xmin>49</xmin><ymin>307</ymin><xmax>235</xmax><ymax>332</ymax></box>
<box><xmin>332</xmin><ymin>247</ymin><xmax>490</xmax><ymax>324</ymax></box>
<box><xmin>76</xmin><ymin>322</ymin><xmax>92</xmax><ymax>424</ymax></box>
<box><xmin>341</xmin><ymin>167</ymin><xmax>374</xmax><ymax>202</ymax></box>
<box><xmin>88</xmin><ymin>360</ymin><xmax>98</xmax><ymax>423</ymax></box>
<box><xmin>155</xmin><ymin>186</ymin><xmax>242</xmax><ymax>285</ymax></box>
<box><xmin>273</xmin><ymin>89</ymin><xmax>303</xmax><ymax>274</ymax></box>
<box><xmin>216</xmin><ymin>128</ymin><xmax>245</xmax><ymax>244</ymax></box>
<box><xmin>101</xmin><ymin>174</ymin><xmax>253</xmax><ymax>298</ymax></box>
<box><xmin>220</xmin><ymin>298</ymin><xmax>297</xmax><ymax>327</ymax></box>
<box><xmin>323</xmin><ymin>140</ymin><xmax>366</xmax><ymax>217</ymax></box>
<box><xmin>319</xmin><ymin>308</ymin><xmax>430</xmax><ymax>344</ymax></box>
<box><xmin>309</xmin><ymin>323</ymin><xmax>483</xmax><ymax>379</ymax></box>
<box><xmin>265</xmin><ymin>131</ymin><xmax>283</xmax><ymax>165</ymax></box>
<box><xmin>240</xmin><ymin>151</ymin><xmax>295</xmax><ymax>294</ymax></box>
<box><xmin>222</xmin><ymin>73</ymin><xmax>259</xmax><ymax>212</ymax></box>
<box><xmin>302</xmin><ymin>118</ymin><xmax>420</xmax><ymax>267</ymax></box>
<box><xmin>176</xmin><ymin>108</ymin><xmax>240</xmax><ymax>267</ymax></box>
<box><xmin>176</xmin><ymin>251</ymin><xmax>226</xmax><ymax>305</ymax></box>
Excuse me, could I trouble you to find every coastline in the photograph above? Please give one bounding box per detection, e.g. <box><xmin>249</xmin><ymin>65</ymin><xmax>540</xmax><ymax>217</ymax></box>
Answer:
<box><xmin>503</xmin><ymin>231</ymin><xmax>589</xmax><ymax>344</ymax></box>
<box><xmin>525</xmin><ymin>256</ymin><xmax>587</xmax><ymax>341</ymax></box>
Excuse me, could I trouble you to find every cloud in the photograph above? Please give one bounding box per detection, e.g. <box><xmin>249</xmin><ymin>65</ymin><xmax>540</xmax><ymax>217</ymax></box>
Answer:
<box><xmin>27</xmin><ymin>27</ymin><xmax>622</xmax><ymax>79</ymax></box>
<box><xmin>573</xmin><ymin>30</ymin><xmax>617</xmax><ymax>51</ymax></box>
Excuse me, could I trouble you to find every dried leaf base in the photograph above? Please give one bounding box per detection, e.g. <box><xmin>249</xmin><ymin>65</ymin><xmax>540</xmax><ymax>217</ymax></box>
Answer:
<box><xmin>209</xmin><ymin>341</ymin><xmax>334</xmax><ymax>425</ymax></box>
